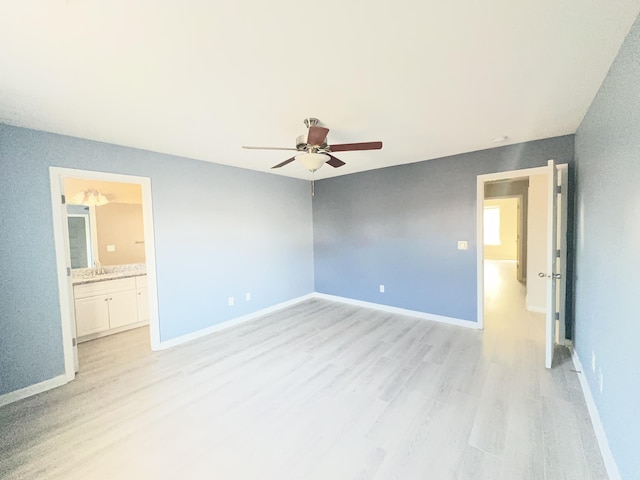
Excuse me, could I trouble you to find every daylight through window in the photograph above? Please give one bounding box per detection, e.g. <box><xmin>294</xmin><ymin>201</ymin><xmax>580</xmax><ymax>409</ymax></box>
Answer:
<box><xmin>484</xmin><ymin>206</ymin><xmax>501</xmax><ymax>245</ymax></box>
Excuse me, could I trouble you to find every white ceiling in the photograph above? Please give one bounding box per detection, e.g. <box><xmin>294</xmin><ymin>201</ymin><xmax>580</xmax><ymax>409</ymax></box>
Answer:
<box><xmin>1</xmin><ymin>1</ymin><xmax>639</xmax><ymax>180</ymax></box>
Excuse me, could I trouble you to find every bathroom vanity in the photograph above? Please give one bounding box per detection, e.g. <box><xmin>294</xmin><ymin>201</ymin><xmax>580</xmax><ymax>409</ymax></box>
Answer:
<box><xmin>73</xmin><ymin>269</ymin><xmax>149</xmax><ymax>342</ymax></box>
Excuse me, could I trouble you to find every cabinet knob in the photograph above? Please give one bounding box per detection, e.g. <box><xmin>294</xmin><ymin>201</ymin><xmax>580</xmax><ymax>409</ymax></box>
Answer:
<box><xmin>104</xmin><ymin>298</ymin><xmax>108</xmax><ymax>302</ymax></box>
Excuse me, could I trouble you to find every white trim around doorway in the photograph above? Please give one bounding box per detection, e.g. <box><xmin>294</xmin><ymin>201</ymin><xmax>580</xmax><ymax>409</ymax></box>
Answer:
<box><xmin>476</xmin><ymin>165</ymin><xmax>550</xmax><ymax>330</ymax></box>
<box><xmin>49</xmin><ymin>167</ymin><xmax>161</xmax><ymax>387</ymax></box>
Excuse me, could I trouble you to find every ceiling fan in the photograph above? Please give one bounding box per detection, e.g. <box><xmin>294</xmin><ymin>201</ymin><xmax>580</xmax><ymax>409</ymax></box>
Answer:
<box><xmin>242</xmin><ymin>118</ymin><xmax>383</xmax><ymax>172</ymax></box>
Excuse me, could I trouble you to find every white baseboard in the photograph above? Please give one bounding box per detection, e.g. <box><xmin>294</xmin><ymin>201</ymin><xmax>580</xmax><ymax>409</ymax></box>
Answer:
<box><xmin>0</xmin><ymin>374</ymin><xmax>68</xmax><ymax>408</ymax></box>
<box><xmin>570</xmin><ymin>348</ymin><xmax>621</xmax><ymax>480</ymax></box>
<box><xmin>312</xmin><ymin>293</ymin><xmax>480</xmax><ymax>329</ymax></box>
<box><xmin>156</xmin><ymin>293</ymin><xmax>316</xmax><ymax>350</ymax></box>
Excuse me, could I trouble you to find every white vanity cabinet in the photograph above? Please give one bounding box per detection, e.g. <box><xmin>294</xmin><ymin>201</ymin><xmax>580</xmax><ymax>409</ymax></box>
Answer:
<box><xmin>74</xmin><ymin>276</ymin><xmax>147</xmax><ymax>340</ymax></box>
<box><xmin>74</xmin><ymin>295</ymin><xmax>111</xmax><ymax>336</ymax></box>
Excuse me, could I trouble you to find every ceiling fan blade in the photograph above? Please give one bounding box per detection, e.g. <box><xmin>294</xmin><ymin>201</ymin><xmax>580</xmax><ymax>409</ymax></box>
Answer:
<box><xmin>271</xmin><ymin>156</ymin><xmax>296</xmax><ymax>169</ymax></box>
<box><xmin>326</xmin><ymin>155</ymin><xmax>346</xmax><ymax>168</ymax></box>
<box><xmin>307</xmin><ymin>126</ymin><xmax>330</xmax><ymax>146</ymax></box>
<box><xmin>328</xmin><ymin>141</ymin><xmax>383</xmax><ymax>152</ymax></box>
<box><xmin>242</xmin><ymin>146</ymin><xmax>298</xmax><ymax>151</ymax></box>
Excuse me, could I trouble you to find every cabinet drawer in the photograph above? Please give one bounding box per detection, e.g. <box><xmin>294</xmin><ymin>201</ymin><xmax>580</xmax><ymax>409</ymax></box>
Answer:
<box><xmin>74</xmin><ymin>277</ymin><xmax>136</xmax><ymax>299</ymax></box>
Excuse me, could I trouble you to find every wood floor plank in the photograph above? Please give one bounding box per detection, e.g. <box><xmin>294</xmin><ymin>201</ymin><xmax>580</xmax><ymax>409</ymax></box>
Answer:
<box><xmin>541</xmin><ymin>395</ymin><xmax>594</xmax><ymax>480</ymax></box>
<box><xmin>499</xmin><ymin>394</ymin><xmax>545</xmax><ymax>480</ymax></box>
<box><xmin>373</xmin><ymin>391</ymin><xmax>477</xmax><ymax>480</ymax></box>
<box><xmin>457</xmin><ymin>446</ymin><xmax>503</xmax><ymax>480</ymax></box>
<box><xmin>467</xmin><ymin>361</ymin><xmax>512</xmax><ymax>456</ymax></box>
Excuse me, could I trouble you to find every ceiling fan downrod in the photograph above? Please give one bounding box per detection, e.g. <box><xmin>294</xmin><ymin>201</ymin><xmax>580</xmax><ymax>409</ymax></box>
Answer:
<box><xmin>303</xmin><ymin>117</ymin><xmax>320</xmax><ymax>129</ymax></box>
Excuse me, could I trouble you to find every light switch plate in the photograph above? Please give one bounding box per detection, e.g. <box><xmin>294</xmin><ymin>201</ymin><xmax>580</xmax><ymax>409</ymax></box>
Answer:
<box><xmin>458</xmin><ymin>241</ymin><xmax>468</xmax><ymax>250</ymax></box>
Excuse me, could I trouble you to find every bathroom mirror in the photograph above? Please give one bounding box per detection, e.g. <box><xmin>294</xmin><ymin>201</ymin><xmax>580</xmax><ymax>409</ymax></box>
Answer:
<box><xmin>64</xmin><ymin>179</ymin><xmax>145</xmax><ymax>268</ymax></box>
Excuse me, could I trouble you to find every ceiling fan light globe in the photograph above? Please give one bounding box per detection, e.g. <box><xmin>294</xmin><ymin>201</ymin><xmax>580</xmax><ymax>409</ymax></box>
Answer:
<box><xmin>296</xmin><ymin>152</ymin><xmax>328</xmax><ymax>172</ymax></box>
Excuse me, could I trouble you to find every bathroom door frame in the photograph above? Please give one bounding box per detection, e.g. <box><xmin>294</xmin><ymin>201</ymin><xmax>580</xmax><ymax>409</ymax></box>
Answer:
<box><xmin>49</xmin><ymin>167</ymin><xmax>161</xmax><ymax>382</ymax></box>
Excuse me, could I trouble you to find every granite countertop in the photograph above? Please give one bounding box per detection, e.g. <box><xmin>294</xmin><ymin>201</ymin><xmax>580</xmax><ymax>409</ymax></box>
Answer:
<box><xmin>72</xmin><ymin>272</ymin><xmax>147</xmax><ymax>286</ymax></box>
<box><xmin>72</xmin><ymin>264</ymin><xmax>147</xmax><ymax>285</ymax></box>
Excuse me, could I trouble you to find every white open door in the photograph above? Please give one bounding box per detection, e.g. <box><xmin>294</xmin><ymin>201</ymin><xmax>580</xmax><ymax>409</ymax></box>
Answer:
<box><xmin>50</xmin><ymin>171</ymin><xmax>79</xmax><ymax>377</ymax></box>
<box><xmin>544</xmin><ymin>159</ymin><xmax>563</xmax><ymax>369</ymax></box>
<box><xmin>556</xmin><ymin>165</ymin><xmax>569</xmax><ymax>345</ymax></box>
<box><xmin>61</xmin><ymin>188</ymin><xmax>80</xmax><ymax>372</ymax></box>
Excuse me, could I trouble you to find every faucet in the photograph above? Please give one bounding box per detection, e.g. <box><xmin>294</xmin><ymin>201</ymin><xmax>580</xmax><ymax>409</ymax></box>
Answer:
<box><xmin>94</xmin><ymin>260</ymin><xmax>102</xmax><ymax>276</ymax></box>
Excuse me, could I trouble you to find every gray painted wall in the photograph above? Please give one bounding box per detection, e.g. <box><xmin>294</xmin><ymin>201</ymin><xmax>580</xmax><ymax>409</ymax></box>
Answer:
<box><xmin>0</xmin><ymin>124</ymin><xmax>314</xmax><ymax>396</ymax></box>
<box><xmin>574</xmin><ymin>13</ymin><xmax>640</xmax><ymax>479</ymax></box>
<box><xmin>313</xmin><ymin>136</ymin><xmax>574</xmax><ymax>321</ymax></box>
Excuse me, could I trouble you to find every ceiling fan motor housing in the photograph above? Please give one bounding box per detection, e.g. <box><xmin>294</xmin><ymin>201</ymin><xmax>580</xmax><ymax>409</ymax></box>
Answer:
<box><xmin>296</xmin><ymin>133</ymin><xmax>327</xmax><ymax>151</ymax></box>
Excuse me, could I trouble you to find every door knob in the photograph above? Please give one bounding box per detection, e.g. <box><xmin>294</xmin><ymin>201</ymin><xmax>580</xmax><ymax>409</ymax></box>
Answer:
<box><xmin>538</xmin><ymin>272</ymin><xmax>562</xmax><ymax>279</ymax></box>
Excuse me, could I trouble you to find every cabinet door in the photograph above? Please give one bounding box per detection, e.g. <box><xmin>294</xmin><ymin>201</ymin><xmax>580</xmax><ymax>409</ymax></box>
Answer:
<box><xmin>137</xmin><ymin>287</ymin><xmax>150</xmax><ymax>323</ymax></box>
<box><xmin>108</xmin><ymin>290</ymin><xmax>139</xmax><ymax>328</ymax></box>
<box><xmin>75</xmin><ymin>296</ymin><xmax>110</xmax><ymax>336</ymax></box>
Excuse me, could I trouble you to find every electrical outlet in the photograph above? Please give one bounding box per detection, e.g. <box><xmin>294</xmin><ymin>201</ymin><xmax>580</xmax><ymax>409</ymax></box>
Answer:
<box><xmin>245</xmin><ymin>292</ymin><xmax>251</xmax><ymax>301</ymax></box>
<box><xmin>599</xmin><ymin>368</ymin><xmax>604</xmax><ymax>394</ymax></box>
<box><xmin>107</xmin><ymin>244</ymin><xmax>116</xmax><ymax>252</ymax></box>
<box><xmin>228</xmin><ymin>296</ymin><xmax>234</xmax><ymax>306</ymax></box>
<box><xmin>379</xmin><ymin>285</ymin><xmax>385</xmax><ymax>293</ymax></box>
<box><xmin>592</xmin><ymin>351</ymin><xmax>596</xmax><ymax>372</ymax></box>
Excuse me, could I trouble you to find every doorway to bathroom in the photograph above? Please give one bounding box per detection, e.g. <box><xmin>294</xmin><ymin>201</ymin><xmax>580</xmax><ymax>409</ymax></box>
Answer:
<box><xmin>49</xmin><ymin>167</ymin><xmax>160</xmax><ymax>381</ymax></box>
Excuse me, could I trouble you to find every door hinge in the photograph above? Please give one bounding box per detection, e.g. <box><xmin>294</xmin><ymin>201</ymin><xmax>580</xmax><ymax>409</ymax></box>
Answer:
<box><xmin>555</xmin><ymin>312</ymin><xmax>560</xmax><ymax>320</ymax></box>
<box><xmin>66</xmin><ymin>267</ymin><xmax>71</xmax><ymax>277</ymax></box>
<box><xmin>72</xmin><ymin>338</ymin><xmax>77</xmax><ymax>347</ymax></box>
<box><xmin>556</xmin><ymin>249</ymin><xmax>561</xmax><ymax>258</ymax></box>
<box><xmin>61</xmin><ymin>194</ymin><xmax>66</xmax><ymax>204</ymax></box>
<box><xmin>556</xmin><ymin>185</ymin><xmax>562</xmax><ymax>194</ymax></box>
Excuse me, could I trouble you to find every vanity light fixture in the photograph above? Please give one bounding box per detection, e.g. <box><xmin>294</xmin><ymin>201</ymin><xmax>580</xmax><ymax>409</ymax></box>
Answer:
<box><xmin>72</xmin><ymin>189</ymin><xmax>110</xmax><ymax>206</ymax></box>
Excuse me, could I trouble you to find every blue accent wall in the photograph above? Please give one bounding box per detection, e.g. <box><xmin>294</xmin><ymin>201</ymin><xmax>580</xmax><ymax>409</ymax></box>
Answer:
<box><xmin>0</xmin><ymin>124</ymin><xmax>314</xmax><ymax>396</ymax></box>
<box><xmin>313</xmin><ymin>137</ymin><xmax>574</xmax><ymax>321</ymax></box>
<box><xmin>574</xmin><ymin>13</ymin><xmax>640</xmax><ymax>479</ymax></box>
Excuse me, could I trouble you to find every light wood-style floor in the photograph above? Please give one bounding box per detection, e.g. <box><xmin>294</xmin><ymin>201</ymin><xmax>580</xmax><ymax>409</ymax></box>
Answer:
<box><xmin>0</xmin><ymin>261</ymin><xmax>606</xmax><ymax>479</ymax></box>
